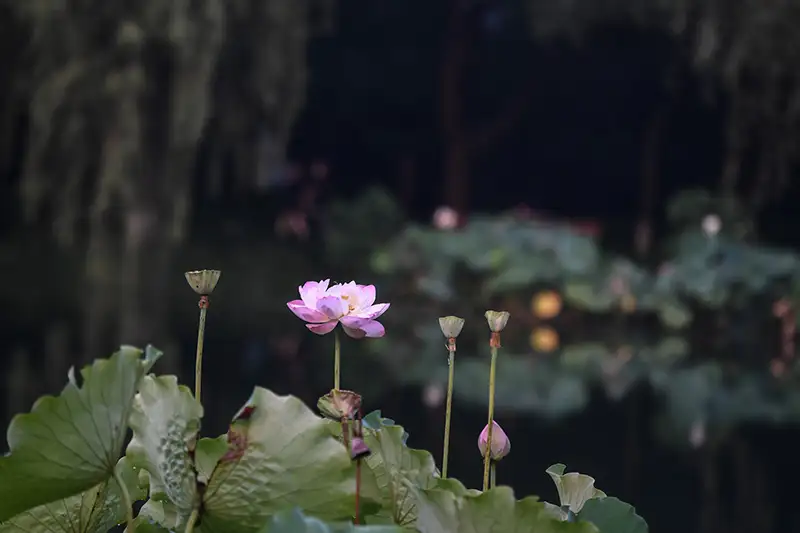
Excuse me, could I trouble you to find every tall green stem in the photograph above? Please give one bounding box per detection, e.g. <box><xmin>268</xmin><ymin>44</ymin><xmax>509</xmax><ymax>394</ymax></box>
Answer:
<box><xmin>194</xmin><ymin>301</ymin><xmax>208</xmax><ymax>402</ymax></box>
<box><xmin>442</xmin><ymin>346</ymin><xmax>456</xmax><ymax>478</ymax></box>
<box><xmin>490</xmin><ymin>461</ymin><xmax>497</xmax><ymax>488</ymax></box>
<box><xmin>114</xmin><ymin>467</ymin><xmax>134</xmax><ymax>532</ymax></box>
<box><xmin>482</xmin><ymin>346</ymin><xmax>498</xmax><ymax>490</ymax></box>
<box><xmin>185</xmin><ymin>507</ymin><xmax>199</xmax><ymax>533</ymax></box>
<box><xmin>334</xmin><ymin>328</ymin><xmax>341</xmax><ymax>390</ymax></box>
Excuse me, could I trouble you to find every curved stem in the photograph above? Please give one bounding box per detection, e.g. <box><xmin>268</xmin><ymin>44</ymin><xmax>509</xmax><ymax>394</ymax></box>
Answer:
<box><xmin>194</xmin><ymin>305</ymin><xmax>208</xmax><ymax>402</ymax></box>
<box><xmin>442</xmin><ymin>347</ymin><xmax>456</xmax><ymax>478</ymax></box>
<box><xmin>114</xmin><ymin>468</ymin><xmax>135</xmax><ymax>532</ymax></box>
<box><xmin>334</xmin><ymin>328</ymin><xmax>341</xmax><ymax>390</ymax></box>
<box><xmin>482</xmin><ymin>346</ymin><xmax>498</xmax><ymax>490</ymax></box>
<box><xmin>185</xmin><ymin>507</ymin><xmax>200</xmax><ymax>533</ymax></box>
<box><xmin>490</xmin><ymin>461</ymin><xmax>496</xmax><ymax>488</ymax></box>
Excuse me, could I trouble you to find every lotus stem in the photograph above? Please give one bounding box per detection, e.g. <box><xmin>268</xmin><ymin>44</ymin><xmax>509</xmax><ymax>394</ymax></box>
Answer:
<box><xmin>482</xmin><ymin>342</ymin><xmax>498</xmax><ymax>491</ymax></box>
<box><xmin>355</xmin><ymin>410</ymin><xmax>364</xmax><ymax>524</ymax></box>
<box><xmin>185</xmin><ymin>507</ymin><xmax>200</xmax><ymax>533</ymax></box>
<box><xmin>442</xmin><ymin>338</ymin><xmax>456</xmax><ymax>478</ymax></box>
<box><xmin>355</xmin><ymin>458</ymin><xmax>362</xmax><ymax>524</ymax></box>
<box><xmin>490</xmin><ymin>460</ymin><xmax>496</xmax><ymax>489</ymax></box>
<box><xmin>341</xmin><ymin>417</ymin><xmax>351</xmax><ymax>453</ymax></box>
<box><xmin>334</xmin><ymin>328</ymin><xmax>341</xmax><ymax>390</ymax></box>
<box><xmin>194</xmin><ymin>296</ymin><xmax>209</xmax><ymax>402</ymax></box>
<box><xmin>114</xmin><ymin>468</ymin><xmax>134</xmax><ymax>532</ymax></box>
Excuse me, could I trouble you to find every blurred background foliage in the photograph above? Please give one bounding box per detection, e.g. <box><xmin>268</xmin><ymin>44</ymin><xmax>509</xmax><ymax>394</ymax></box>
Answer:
<box><xmin>2</xmin><ymin>0</ymin><xmax>800</xmax><ymax>532</ymax></box>
<box><xmin>341</xmin><ymin>188</ymin><xmax>800</xmax><ymax>443</ymax></box>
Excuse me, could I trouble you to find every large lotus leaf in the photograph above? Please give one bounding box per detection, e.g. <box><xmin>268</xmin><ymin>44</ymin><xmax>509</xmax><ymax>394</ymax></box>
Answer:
<box><xmin>195</xmin><ymin>435</ymin><xmax>228</xmax><ymax>484</ymax></box>
<box><xmin>360</xmin><ymin>423</ymin><xmax>439</xmax><ymax>526</ymax></box>
<box><xmin>560</xmin><ymin>344</ymin><xmax>608</xmax><ymax>372</ymax></box>
<box><xmin>134</xmin><ymin>499</ymin><xmax>182</xmax><ymax>531</ymax></box>
<box><xmin>199</xmin><ymin>388</ymin><xmax>357</xmax><ymax>532</ymax></box>
<box><xmin>258</xmin><ymin>507</ymin><xmax>403</xmax><ymax>533</ymax></box>
<box><xmin>0</xmin><ymin>345</ymin><xmax>162</xmax><ymax>522</ymax></box>
<box><xmin>563</xmin><ymin>281</ymin><xmax>616</xmax><ymax>312</ymax></box>
<box><xmin>578</xmin><ymin>497</ymin><xmax>648</xmax><ymax>533</ymax></box>
<box><xmin>126</xmin><ymin>374</ymin><xmax>203</xmax><ymax>525</ymax></box>
<box><xmin>640</xmin><ymin>337</ymin><xmax>689</xmax><ymax>365</ymax></box>
<box><xmin>414</xmin><ymin>485</ymin><xmax>599</xmax><ymax>533</ymax></box>
<box><xmin>125</xmin><ymin>518</ymin><xmax>173</xmax><ymax>533</ymax></box>
<box><xmin>656</xmin><ymin>299</ymin><xmax>692</xmax><ymax>329</ymax></box>
<box><xmin>484</xmin><ymin>264</ymin><xmax>539</xmax><ymax>294</ymax></box>
<box><xmin>546</xmin><ymin>464</ymin><xmax>606</xmax><ymax>513</ymax></box>
<box><xmin>0</xmin><ymin>457</ymin><xmax>144</xmax><ymax>533</ymax></box>
<box><xmin>362</xmin><ymin>411</ymin><xmax>408</xmax><ymax>445</ymax></box>
<box><xmin>553</xmin><ymin>232</ymin><xmax>600</xmax><ymax>275</ymax></box>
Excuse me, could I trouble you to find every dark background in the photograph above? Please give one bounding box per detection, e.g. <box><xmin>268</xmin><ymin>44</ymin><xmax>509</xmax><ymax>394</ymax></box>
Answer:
<box><xmin>2</xmin><ymin>1</ymin><xmax>800</xmax><ymax>532</ymax></box>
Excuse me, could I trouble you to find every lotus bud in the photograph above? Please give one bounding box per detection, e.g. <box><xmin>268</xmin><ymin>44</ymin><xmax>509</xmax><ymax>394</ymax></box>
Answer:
<box><xmin>438</xmin><ymin>316</ymin><xmax>465</xmax><ymax>339</ymax></box>
<box><xmin>484</xmin><ymin>310</ymin><xmax>510</xmax><ymax>333</ymax></box>
<box><xmin>349</xmin><ymin>437</ymin><xmax>371</xmax><ymax>460</ymax></box>
<box><xmin>185</xmin><ymin>269</ymin><xmax>221</xmax><ymax>295</ymax></box>
<box><xmin>478</xmin><ymin>421</ymin><xmax>510</xmax><ymax>461</ymax></box>
<box><xmin>317</xmin><ymin>389</ymin><xmax>362</xmax><ymax>421</ymax></box>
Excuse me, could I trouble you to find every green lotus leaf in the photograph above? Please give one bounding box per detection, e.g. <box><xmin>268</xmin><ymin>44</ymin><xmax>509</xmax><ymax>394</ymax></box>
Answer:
<box><xmin>360</xmin><ymin>423</ymin><xmax>439</xmax><ymax>527</ymax></box>
<box><xmin>428</xmin><ymin>478</ymin><xmax>480</xmax><ymax>498</ymax></box>
<box><xmin>0</xmin><ymin>345</ymin><xmax>162</xmax><ymax>522</ymax></box>
<box><xmin>657</xmin><ymin>300</ymin><xmax>692</xmax><ymax>329</ymax></box>
<box><xmin>125</xmin><ymin>518</ymin><xmax>174</xmax><ymax>533</ymax></box>
<box><xmin>414</xmin><ymin>485</ymin><xmax>599</xmax><ymax>533</ymax></box>
<box><xmin>199</xmin><ymin>388</ymin><xmax>358</xmax><ymax>532</ymax></box>
<box><xmin>563</xmin><ymin>281</ymin><xmax>614</xmax><ymax>312</ymax></box>
<box><xmin>542</xmin><ymin>502</ymin><xmax>570</xmax><ymax>521</ymax></box>
<box><xmin>195</xmin><ymin>435</ymin><xmax>228</xmax><ymax>484</ymax></box>
<box><xmin>546</xmin><ymin>464</ymin><xmax>606</xmax><ymax>513</ymax></box>
<box><xmin>126</xmin><ymin>374</ymin><xmax>203</xmax><ymax>526</ymax></box>
<box><xmin>484</xmin><ymin>265</ymin><xmax>537</xmax><ymax>294</ymax></box>
<box><xmin>0</xmin><ymin>457</ymin><xmax>144</xmax><ymax>533</ymax></box>
<box><xmin>258</xmin><ymin>507</ymin><xmax>403</xmax><ymax>533</ymax></box>
<box><xmin>578</xmin><ymin>497</ymin><xmax>648</xmax><ymax>533</ymax></box>
<box><xmin>362</xmin><ymin>411</ymin><xmax>408</xmax><ymax>444</ymax></box>
<box><xmin>135</xmin><ymin>499</ymin><xmax>182</xmax><ymax>531</ymax></box>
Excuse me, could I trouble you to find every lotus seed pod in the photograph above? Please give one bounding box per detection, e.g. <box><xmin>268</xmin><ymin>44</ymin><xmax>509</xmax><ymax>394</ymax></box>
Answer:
<box><xmin>484</xmin><ymin>310</ymin><xmax>510</xmax><ymax>332</ymax></box>
<box><xmin>317</xmin><ymin>389</ymin><xmax>362</xmax><ymax>420</ymax></box>
<box><xmin>438</xmin><ymin>316</ymin><xmax>465</xmax><ymax>338</ymax></box>
<box><xmin>185</xmin><ymin>270</ymin><xmax>221</xmax><ymax>295</ymax></box>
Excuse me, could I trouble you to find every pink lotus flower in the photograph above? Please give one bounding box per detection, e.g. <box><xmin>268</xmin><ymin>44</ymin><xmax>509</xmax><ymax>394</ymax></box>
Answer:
<box><xmin>478</xmin><ymin>420</ymin><xmax>511</xmax><ymax>461</ymax></box>
<box><xmin>287</xmin><ymin>279</ymin><xmax>390</xmax><ymax>338</ymax></box>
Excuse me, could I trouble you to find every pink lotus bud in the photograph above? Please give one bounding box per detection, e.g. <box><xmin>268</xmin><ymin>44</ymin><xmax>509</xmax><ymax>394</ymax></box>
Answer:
<box><xmin>478</xmin><ymin>421</ymin><xmax>510</xmax><ymax>461</ymax></box>
<box><xmin>350</xmin><ymin>437</ymin><xmax>371</xmax><ymax>460</ymax></box>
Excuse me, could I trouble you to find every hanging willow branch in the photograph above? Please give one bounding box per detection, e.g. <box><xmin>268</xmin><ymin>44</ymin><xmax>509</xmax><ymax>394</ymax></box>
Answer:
<box><xmin>9</xmin><ymin>0</ymin><xmax>322</xmax><ymax>243</ymax></box>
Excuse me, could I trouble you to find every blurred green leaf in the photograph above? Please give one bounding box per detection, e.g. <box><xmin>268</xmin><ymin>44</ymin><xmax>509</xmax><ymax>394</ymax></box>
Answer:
<box><xmin>579</xmin><ymin>497</ymin><xmax>648</xmax><ymax>533</ymax></box>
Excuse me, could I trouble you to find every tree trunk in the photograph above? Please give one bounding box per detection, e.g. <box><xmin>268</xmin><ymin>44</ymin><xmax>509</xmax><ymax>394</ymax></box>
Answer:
<box><xmin>443</xmin><ymin>138</ymin><xmax>470</xmax><ymax>218</ymax></box>
<box><xmin>635</xmin><ymin>109</ymin><xmax>664</xmax><ymax>257</ymax></box>
<box><xmin>720</xmin><ymin>94</ymin><xmax>745</xmax><ymax>196</ymax></box>
<box><xmin>440</xmin><ymin>0</ymin><xmax>471</xmax><ymax>216</ymax></box>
